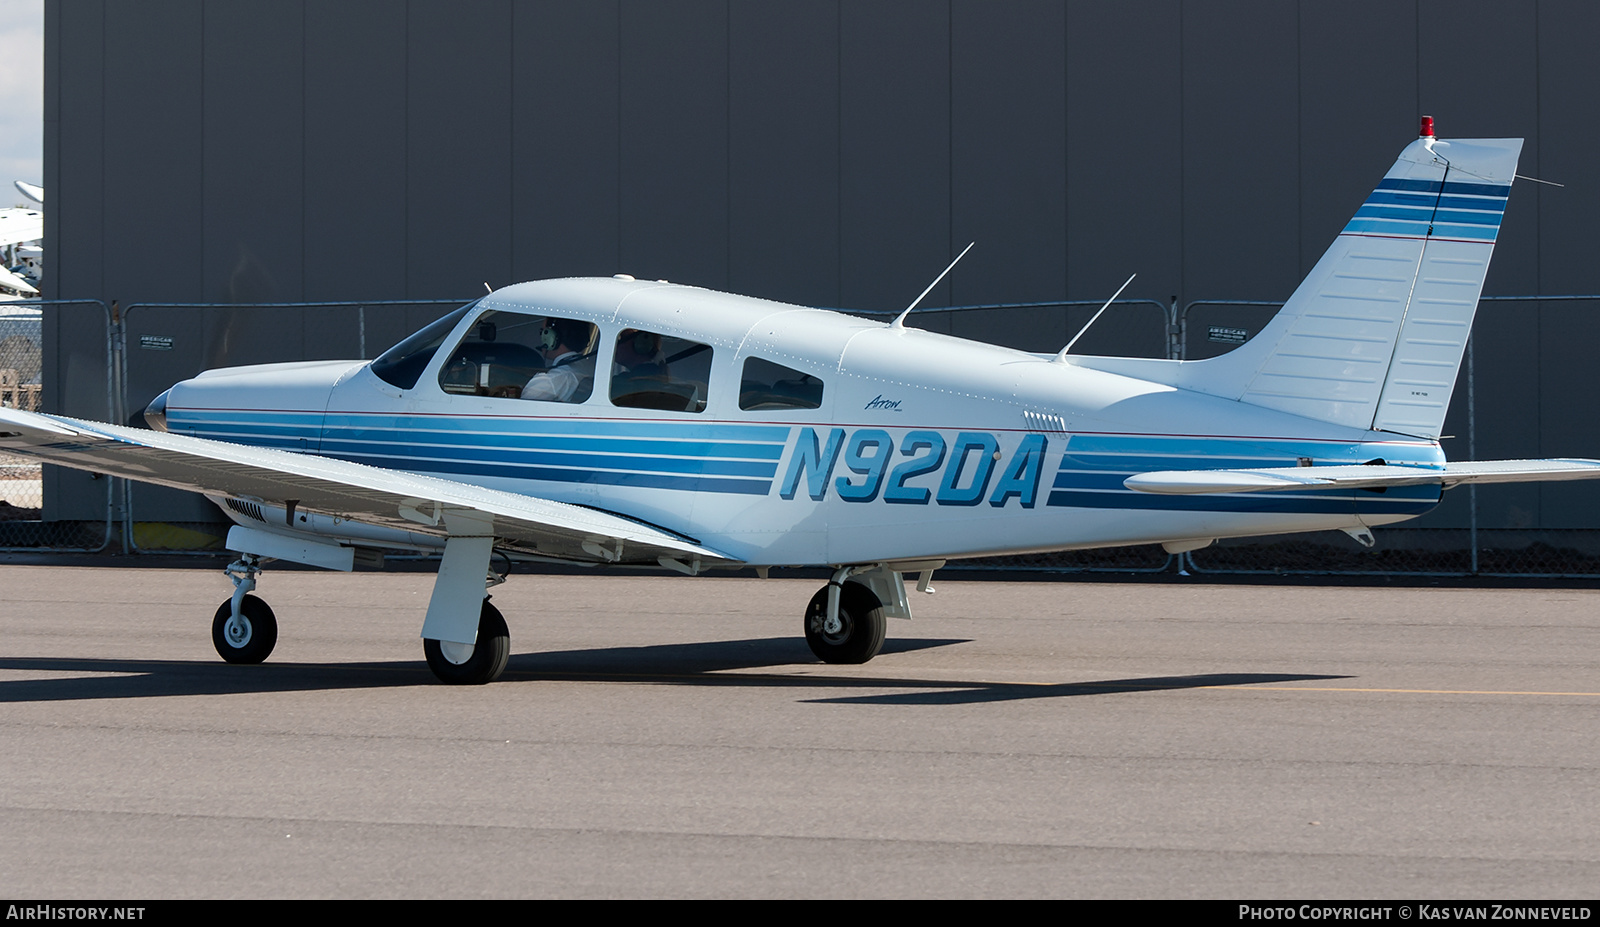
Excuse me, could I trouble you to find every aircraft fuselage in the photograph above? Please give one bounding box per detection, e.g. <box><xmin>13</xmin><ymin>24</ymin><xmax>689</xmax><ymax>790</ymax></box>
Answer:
<box><xmin>158</xmin><ymin>277</ymin><xmax>1443</xmax><ymax>566</ymax></box>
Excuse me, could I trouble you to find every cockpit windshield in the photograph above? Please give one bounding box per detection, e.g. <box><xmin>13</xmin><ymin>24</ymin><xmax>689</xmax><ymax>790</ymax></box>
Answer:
<box><xmin>369</xmin><ymin>304</ymin><xmax>475</xmax><ymax>389</ymax></box>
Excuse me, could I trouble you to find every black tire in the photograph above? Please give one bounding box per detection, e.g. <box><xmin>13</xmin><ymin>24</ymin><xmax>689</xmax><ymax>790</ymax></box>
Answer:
<box><xmin>804</xmin><ymin>580</ymin><xmax>887</xmax><ymax>664</ymax></box>
<box><xmin>211</xmin><ymin>594</ymin><xmax>278</xmax><ymax>665</ymax></box>
<box><xmin>424</xmin><ymin>600</ymin><xmax>511</xmax><ymax>685</ymax></box>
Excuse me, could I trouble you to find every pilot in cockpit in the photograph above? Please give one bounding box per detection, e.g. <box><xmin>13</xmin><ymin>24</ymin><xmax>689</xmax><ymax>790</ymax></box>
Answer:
<box><xmin>521</xmin><ymin>317</ymin><xmax>596</xmax><ymax>402</ymax></box>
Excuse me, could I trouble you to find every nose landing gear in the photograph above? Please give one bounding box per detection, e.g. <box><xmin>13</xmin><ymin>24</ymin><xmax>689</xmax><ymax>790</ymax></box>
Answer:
<box><xmin>212</xmin><ymin>555</ymin><xmax>278</xmax><ymax>664</ymax></box>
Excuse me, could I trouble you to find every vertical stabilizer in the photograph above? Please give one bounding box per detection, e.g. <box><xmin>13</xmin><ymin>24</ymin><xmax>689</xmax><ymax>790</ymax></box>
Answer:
<box><xmin>1076</xmin><ymin>124</ymin><xmax>1522</xmax><ymax>440</ymax></box>
<box><xmin>1202</xmin><ymin>126</ymin><xmax>1521</xmax><ymax>438</ymax></box>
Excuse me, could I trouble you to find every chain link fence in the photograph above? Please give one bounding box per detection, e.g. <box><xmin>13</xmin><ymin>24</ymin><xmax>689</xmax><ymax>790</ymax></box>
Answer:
<box><xmin>0</xmin><ymin>299</ymin><xmax>114</xmax><ymax>551</ymax></box>
<box><xmin>1184</xmin><ymin>529</ymin><xmax>1600</xmax><ymax>578</ymax></box>
<box><xmin>0</xmin><ymin>304</ymin><xmax>40</xmax><ymax>531</ymax></box>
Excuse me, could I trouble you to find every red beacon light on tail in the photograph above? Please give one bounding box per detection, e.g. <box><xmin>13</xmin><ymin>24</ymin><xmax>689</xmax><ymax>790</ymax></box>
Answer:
<box><xmin>1420</xmin><ymin>115</ymin><xmax>1435</xmax><ymax>138</ymax></box>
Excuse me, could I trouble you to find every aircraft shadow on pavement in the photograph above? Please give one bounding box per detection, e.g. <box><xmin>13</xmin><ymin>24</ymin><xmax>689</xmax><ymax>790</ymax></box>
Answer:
<box><xmin>0</xmin><ymin>636</ymin><xmax>1351</xmax><ymax>705</ymax></box>
<box><xmin>0</xmin><ymin>636</ymin><xmax>954</xmax><ymax>701</ymax></box>
<box><xmin>799</xmin><ymin>672</ymin><xmax>1354</xmax><ymax>706</ymax></box>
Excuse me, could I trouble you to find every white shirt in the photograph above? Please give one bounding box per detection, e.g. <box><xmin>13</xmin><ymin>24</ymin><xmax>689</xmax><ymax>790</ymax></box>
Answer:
<box><xmin>521</xmin><ymin>352</ymin><xmax>588</xmax><ymax>402</ymax></box>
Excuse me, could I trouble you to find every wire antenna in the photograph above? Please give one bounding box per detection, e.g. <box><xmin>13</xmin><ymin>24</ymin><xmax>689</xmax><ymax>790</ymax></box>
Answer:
<box><xmin>891</xmin><ymin>241</ymin><xmax>976</xmax><ymax>329</ymax></box>
<box><xmin>1054</xmin><ymin>273</ymin><xmax>1137</xmax><ymax>363</ymax></box>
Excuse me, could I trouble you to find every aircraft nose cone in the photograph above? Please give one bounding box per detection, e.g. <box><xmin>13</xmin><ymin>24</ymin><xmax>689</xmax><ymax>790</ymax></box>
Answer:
<box><xmin>143</xmin><ymin>389</ymin><xmax>170</xmax><ymax>432</ymax></box>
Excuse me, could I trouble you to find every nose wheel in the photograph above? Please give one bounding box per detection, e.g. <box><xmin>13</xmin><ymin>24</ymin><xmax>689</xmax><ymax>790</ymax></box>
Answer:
<box><xmin>211</xmin><ymin>554</ymin><xmax>278</xmax><ymax>664</ymax></box>
<box><xmin>804</xmin><ymin>581</ymin><xmax>886</xmax><ymax>664</ymax></box>
<box><xmin>211</xmin><ymin>594</ymin><xmax>278</xmax><ymax>664</ymax></box>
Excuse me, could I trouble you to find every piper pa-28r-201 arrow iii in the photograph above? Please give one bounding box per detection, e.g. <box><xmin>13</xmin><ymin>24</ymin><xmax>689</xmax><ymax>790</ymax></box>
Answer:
<box><xmin>5</xmin><ymin>119</ymin><xmax>1600</xmax><ymax>684</ymax></box>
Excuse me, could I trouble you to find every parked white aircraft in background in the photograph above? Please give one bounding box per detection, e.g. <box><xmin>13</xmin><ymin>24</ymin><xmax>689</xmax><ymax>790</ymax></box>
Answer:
<box><xmin>4</xmin><ymin>120</ymin><xmax>1599</xmax><ymax>684</ymax></box>
<box><xmin>0</xmin><ymin>184</ymin><xmax>42</xmax><ymax>300</ymax></box>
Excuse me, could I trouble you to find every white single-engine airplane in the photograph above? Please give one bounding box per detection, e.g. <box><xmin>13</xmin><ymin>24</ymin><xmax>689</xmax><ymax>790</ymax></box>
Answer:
<box><xmin>5</xmin><ymin>121</ymin><xmax>1600</xmax><ymax>683</ymax></box>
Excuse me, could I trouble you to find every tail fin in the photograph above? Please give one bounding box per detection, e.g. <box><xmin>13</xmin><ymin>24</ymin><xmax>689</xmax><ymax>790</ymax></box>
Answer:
<box><xmin>1077</xmin><ymin>125</ymin><xmax>1521</xmax><ymax>440</ymax></box>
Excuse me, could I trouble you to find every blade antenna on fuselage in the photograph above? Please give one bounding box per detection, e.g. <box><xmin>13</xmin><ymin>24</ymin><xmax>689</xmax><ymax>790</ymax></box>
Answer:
<box><xmin>890</xmin><ymin>241</ymin><xmax>975</xmax><ymax>330</ymax></box>
<box><xmin>1053</xmin><ymin>273</ymin><xmax>1137</xmax><ymax>362</ymax></box>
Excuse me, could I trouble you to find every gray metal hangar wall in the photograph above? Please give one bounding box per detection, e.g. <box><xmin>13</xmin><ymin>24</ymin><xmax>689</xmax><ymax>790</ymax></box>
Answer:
<box><xmin>41</xmin><ymin>0</ymin><xmax>1600</xmax><ymax>543</ymax></box>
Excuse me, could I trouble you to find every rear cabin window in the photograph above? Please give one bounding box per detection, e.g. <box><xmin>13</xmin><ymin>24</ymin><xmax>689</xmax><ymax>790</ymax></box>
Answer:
<box><xmin>609</xmin><ymin>329</ymin><xmax>712</xmax><ymax>413</ymax></box>
<box><xmin>739</xmin><ymin>357</ymin><xmax>824</xmax><ymax>411</ymax></box>
<box><xmin>437</xmin><ymin>310</ymin><xmax>598</xmax><ymax>404</ymax></box>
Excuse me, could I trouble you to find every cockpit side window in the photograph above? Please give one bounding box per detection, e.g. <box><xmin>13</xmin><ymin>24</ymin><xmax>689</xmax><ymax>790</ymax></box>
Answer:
<box><xmin>436</xmin><ymin>309</ymin><xmax>598</xmax><ymax>403</ymax></box>
<box><xmin>610</xmin><ymin>329</ymin><xmax>712</xmax><ymax>413</ymax></box>
<box><xmin>739</xmin><ymin>357</ymin><xmax>824</xmax><ymax>411</ymax></box>
<box><xmin>370</xmin><ymin>304</ymin><xmax>474</xmax><ymax>390</ymax></box>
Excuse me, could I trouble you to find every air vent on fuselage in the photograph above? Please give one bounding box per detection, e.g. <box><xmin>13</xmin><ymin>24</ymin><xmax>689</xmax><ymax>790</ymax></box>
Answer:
<box><xmin>225</xmin><ymin>498</ymin><xmax>266</xmax><ymax>522</ymax></box>
<box><xmin>1023</xmin><ymin>410</ymin><xmax>1068</xmax><ymax>434</ymax></box>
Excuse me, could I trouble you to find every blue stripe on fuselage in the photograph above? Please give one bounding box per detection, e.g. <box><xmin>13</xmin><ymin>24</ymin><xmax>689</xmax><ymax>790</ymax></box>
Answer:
<box><xmin>168</xmin><ymin>408</ymin><xmax>1445</xmax><ymax>515</ymax></box>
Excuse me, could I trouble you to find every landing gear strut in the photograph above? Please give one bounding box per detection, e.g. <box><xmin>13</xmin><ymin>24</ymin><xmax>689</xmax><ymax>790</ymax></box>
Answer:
<box><xmin>212</xmin><ymin>555</ymin><xmax>278</xmax><ymax>664</ymax></box>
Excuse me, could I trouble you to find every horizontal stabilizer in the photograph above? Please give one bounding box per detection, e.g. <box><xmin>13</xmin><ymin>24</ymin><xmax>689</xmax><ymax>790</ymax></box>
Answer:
<box><xmin>1124</xmin><ymin>459</ymin><xmax>1600</xmax><ymax>495</ymax></box>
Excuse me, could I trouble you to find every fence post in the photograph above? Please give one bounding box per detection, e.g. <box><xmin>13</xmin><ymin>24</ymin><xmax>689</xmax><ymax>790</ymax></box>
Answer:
<box><xmin>107</xmin><ymin>299</ymin><xmax>132</xmax><ymax>552</ymax></box>
<box><xmin>1467</xmin><ymin>333</ymin><xmax>1479</xmax><ymax>575</ymax></box>
<box><xmin>1166</xmin><ymin>296</ymin><xmax>1181</xmax><ymax>360</ymax></box>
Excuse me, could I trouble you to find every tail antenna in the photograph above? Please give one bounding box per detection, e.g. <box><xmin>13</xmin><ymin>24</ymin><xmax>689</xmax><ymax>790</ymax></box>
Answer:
<box><xmin>1054</xmin><ymin>273</ymin><xmax>1137</xmax><ymax>363</ymax></box>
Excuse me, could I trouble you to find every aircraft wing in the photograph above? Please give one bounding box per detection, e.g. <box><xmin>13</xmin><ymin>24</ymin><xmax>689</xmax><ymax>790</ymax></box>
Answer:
<box><xmin>1124</xmin><ymin>459</ymin><xmax>1600</xmax><ymax>495</ymax></box>
<box><xmin>0</xmin><ymin>407</ymin><xmax>738</xmax><ymax>567</ymax></box>
<box><xmin>0</xmin><ymin>207</ymin><xmax>43</xmax><ymax>248</ymax></box>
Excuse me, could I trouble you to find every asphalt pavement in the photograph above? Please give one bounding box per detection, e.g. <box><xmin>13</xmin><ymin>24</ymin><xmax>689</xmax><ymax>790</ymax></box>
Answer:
<box><xmin>2</xmin><ymin>565</ymin><xmax>1597</xmax><ymax>898</ymax></box>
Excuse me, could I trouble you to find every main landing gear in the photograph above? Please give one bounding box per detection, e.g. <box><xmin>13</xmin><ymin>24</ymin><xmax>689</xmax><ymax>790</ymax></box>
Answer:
<box><xmin>423</xmin><ymin>599</ymin><xmax>511</xmax><ymax>685</ymax></box>
<box><xmin>802</xmin><ymin>562</ymin><xmax>943</xmax><ymax>665</ymax></box>
<box><xmin>804</xmin><ymin>581</ymin><xmax>886</xmax><ymax>664</ymax></box>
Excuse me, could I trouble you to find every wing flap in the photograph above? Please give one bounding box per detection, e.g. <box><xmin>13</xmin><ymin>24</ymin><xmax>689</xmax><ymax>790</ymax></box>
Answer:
<box><xmin>0</xmin><ymin>407</ymin><xmax>737</xmax><ymax>566</ymax></box>
<box><xmin>1124</xmin><ymin>459</ymin><xmax>1600</xmax><ymax>495</ymax></box>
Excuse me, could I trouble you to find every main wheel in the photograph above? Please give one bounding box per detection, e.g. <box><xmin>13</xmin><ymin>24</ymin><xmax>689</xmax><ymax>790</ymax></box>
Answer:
<box><xmin>804</xmin><ymin>581</ymin><xmax>887</xmax><ymax>664</ymax></box>
<box><xmin>424</xmin><ymin>600</ymin><xmax>511</xmax><ymax>685</ymax></box>
<box><xmin>211</xmin><ymin>594</ymin><xmax>278</xmax><ymax>664</ymax></box>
